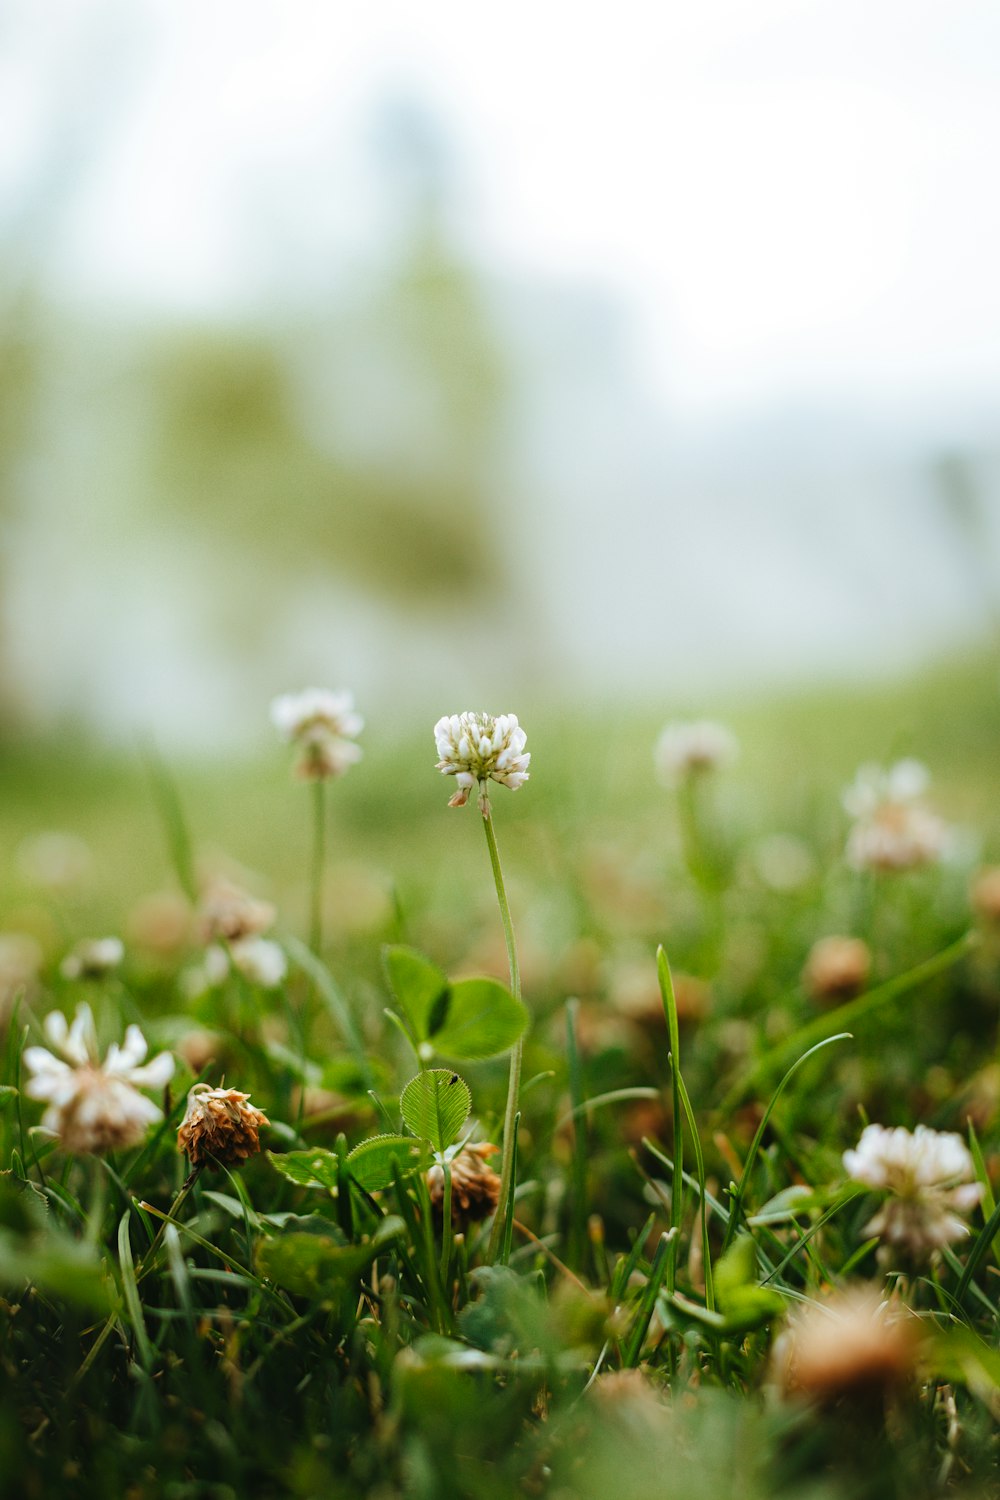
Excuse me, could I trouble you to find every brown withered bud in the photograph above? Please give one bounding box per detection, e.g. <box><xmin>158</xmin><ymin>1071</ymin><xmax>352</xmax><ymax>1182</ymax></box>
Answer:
<box><xmin>803</xmin><ymin>935</ymin><xmax>871</xmax><ymax>1006</ymax></box>
<box><xmin>426</xmin><ymin>1143</ymin><xmax>501</xmax><ymax>1226</ymax></box>
<box><xmin>177</xmin><ymin>1085</ymin><xmax>269</xmax><ymax>1169</ymax></box>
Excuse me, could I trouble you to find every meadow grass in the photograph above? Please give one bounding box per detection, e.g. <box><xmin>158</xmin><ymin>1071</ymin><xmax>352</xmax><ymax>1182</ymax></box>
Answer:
<box><xmin>0</xmin><ymin>650</ymin><xmax>999</xmax><ymax>1498</ymax></box>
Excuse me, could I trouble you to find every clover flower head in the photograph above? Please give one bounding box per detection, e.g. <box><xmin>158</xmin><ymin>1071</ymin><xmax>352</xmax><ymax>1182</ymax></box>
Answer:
<box><xmin>654</xmin><ymin>720</ymin><xmax>738</xmax><ymax>784</ymax></box>
<box><xmin>23</xmin><ymin>1004</ymin><xmax>174</xmax><ymax>1156</ymax></box>
<box><xmin>842</xmin><ymin>759</ymin><xmax>949</xmax><ymax>872</ymax></box>
<box><xmin>843</xmin><ymin>1123</ymin><xmax>982</xmax><ymax>1264</ymax></box>
<box><xmin>770</xmin><ymin>1286</ymin><xmax>920</xmax><ymax>1406</ymax></box>
<box><xmin>177</xmin><ymin>1084</ymin><xmax>269</xmax><ymax>1169</ymax></box>
<box><xmin>60</xmin><ymin>936</ymin><xmax>125</xmax><ymax>982</ymax></box>
<box><xmin>270</xmin><ymin>687</ymin><xmax>363</xmax><ymax>781</ymax></box>
<box><xmin>434</xmin><ymin>712</ymin><xmax>530</xmax><ymax>814</ymax></box>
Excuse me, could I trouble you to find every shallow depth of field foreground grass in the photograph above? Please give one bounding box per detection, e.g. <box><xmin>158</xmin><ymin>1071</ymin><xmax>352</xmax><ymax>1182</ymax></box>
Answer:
<box><xmin>3</xmin><ymin>653</ymin><xmax>1000</xmax><ymax>1499</ymax></box>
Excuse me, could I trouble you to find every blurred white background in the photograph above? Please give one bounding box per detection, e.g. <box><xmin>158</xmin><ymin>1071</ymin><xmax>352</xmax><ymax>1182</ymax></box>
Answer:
<box><xmin>2</xmin><ymin>0</ymin><xmax>999</xmax><ymax>747</ymax></box>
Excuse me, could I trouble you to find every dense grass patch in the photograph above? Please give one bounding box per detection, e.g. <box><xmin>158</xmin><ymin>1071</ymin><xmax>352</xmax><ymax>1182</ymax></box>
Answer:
<box><xmin>1</xmin><ymin>650</ymin><xmax>1000</xmax><ymax>1498</ymax></box>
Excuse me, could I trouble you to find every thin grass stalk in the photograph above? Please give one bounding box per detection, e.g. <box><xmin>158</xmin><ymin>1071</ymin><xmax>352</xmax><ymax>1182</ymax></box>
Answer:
<box><xmin>656</xmin><ymin>948</ymin><xmax>684</xmax><ymax>1295</ymax></box>
<box><xmin>565</xmin><ymin>999</ymin><xmax>588</xmax><ymax>1270</ymax></box>
<box><xmin>482</xmin><ymin>808</ymin><xmax>523</xmax><ymax>1264</ymax></box>
<box><xmin>309</xmin><ymin>777</ymin><xmax>326</xmax><ymax>957</ymax></box>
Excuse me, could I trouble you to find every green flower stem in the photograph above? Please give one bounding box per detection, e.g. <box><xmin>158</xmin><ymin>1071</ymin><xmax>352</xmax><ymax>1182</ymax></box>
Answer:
<box><xmin>482</xmin><ymin>803</ymin><xmax>523</xmax><ymax>1265</ymax></box>
<box><xmin>309</xmin><ymin>778</ymin><xmax>327</xmax><ymax>957</ymax></box>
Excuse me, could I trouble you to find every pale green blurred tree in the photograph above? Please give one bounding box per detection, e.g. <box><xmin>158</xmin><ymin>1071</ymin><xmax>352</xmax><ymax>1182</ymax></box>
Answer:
<box><xmin>139</xmin><ymin>95</ymin><xmax>509</xmax><ymax>650</ymax></box>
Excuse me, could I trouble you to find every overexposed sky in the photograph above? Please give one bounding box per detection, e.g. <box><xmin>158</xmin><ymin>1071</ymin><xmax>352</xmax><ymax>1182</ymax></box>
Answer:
<box><xmin>3</xmin><ymin>0</ymin><xmax>1000</xmax><ymax>420</ymax></box>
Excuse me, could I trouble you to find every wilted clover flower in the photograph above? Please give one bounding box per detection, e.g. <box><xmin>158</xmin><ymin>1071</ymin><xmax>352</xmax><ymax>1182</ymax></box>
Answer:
<box><xmin>843</xmin><ymin>1123</ymin><xmax>982</xmax><ymax>1265</ymax></box>
<box><xmin>23</xmin><ymin>1004</ymin><xmax>174</xmax><ymax>1156</ymax></box>
<box><xmin>270</xmin><ymin>687</ymin><xmax>363</xmax><ymax>780</ymax></box>
<box><xmin>842</xmin><ymin>759</ymin><xmax>950</xmax><ymax>872</ymax></box>
<box><xmin>654</xmin><ymin>720</ymin><xmax>738</xmax><ymax>784</ymax></box>
<box><xmin>426</xmin><ymin>1142</ymin><xmax>501</xmax><ymax>1225</ymax></box>
<box><xmin>177</xmin><ymin>1084</ymin><xmax>269</xmax><ymax>1169</ymax></box>
<box><xmin>434</xmin><ymin>713</ymin><xmax>530</xmax><ymax>813</ymax></box>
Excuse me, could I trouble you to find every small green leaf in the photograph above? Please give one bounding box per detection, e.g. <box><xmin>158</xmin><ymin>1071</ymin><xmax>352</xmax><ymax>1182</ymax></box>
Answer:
<box><xmin>267</xmin><ymin>1149</ymin><xmax>340</xmax><ymax>1191</ymax></box>
<box><xmin>346</xmin><ymin>1134</ymin><xmax>427</xmax><ymax>1191</ymax></box>
<box><xmin>0</xmin><ymin>1229</ymin><xmax>112</xmax><ymax>1312</ymax></box>
<box><xmin>400</xmin><ymin>1070</ymin><xmax>471</xmax><ymax>1153</ymax></box>
<box><xmin>712</xmin><ymin>1235</ymin><xmax>785</xmax><ymax>1334</ymax></box>
<box><xmin>256</xmin><ymin>1216</ymin><xmax>404</xmax><ymax>1298</ymax></box>
<box><xmin>0</xmin><ymin>1086</ymin><xmax>18</xmax><ymax>1113</ymax></box>
<box><xmin>429</xmin><ymin>978</ymin><xmax>529</xmax><ymax>1061</ymax></box>
<box><xmin>714</xmin><ymin>1234</ymin><xmax>758</xmax><ymax>1306</ymax></box>
<box><xmin>384</xmin><ymin>946</ymin><xmax>449</xmax><ymax>1042</ymax></box>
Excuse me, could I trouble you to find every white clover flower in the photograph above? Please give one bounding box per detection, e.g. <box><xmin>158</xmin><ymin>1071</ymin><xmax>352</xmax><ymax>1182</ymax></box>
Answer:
<box><xmin>843</xmin><ymin>1123</ymin><xmax>983</xmax><ymax>1264</ymax></box>
<box><xmin>60</xmin><ymin>936</ymin><xmax>125</xmax><ymax>981</ymax></box>
<box><xmin>229</xmin><ymin>936</ymin><xmax>287</xmax><ymax>989</ymax></box>
<box><xmin>270</xmin><ymin>687</ymin><xmax>363</xmax><ymax>781</ymax></box>
<box><xmin>434</xmin><ymin>712</ymin><xmax>530</xmax><ymax>814</ymax></box>
<box><xmin>23</xmin><ymin>1003</ymin><xmax>175</xmax><ymax>1156</ymax></box>
<box><xmin>842</xmin><ymin>760</ymin><xmax>950</xmax><ymax>872</ymax></box>
<box><xmin>654</xmin><ymin>720</ymin><xmax>738</xmax><ymax>784</ymax></box>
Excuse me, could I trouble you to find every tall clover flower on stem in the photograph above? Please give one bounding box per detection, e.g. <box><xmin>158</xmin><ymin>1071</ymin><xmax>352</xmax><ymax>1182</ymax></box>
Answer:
<box><xmin>271</xmin><ymin>688</ymin><xmax>363</xmax><ymax>955</ymax></box>
<box><xmin>434</xmin><ymin>712</ymin><xmax>530</xmax><ymax>1263</ymax></box>
<box><xmin>654</xmin><ymin>719</ymin><xmax>737</xmax><ymax>891</ymax></box>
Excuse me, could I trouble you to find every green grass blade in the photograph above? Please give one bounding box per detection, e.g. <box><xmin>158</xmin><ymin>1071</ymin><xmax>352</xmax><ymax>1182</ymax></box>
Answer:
<box><xmin>656</xmin><ymin>947</ymin><xmax>684</xmax><ymax>1295</ymax></box>
<box><xmin>955</xmin><ymin>1194</ymin><xmax>1000</xmax><ymax>1308</ymax></box>
<box><xmin>117</xmin><ymin>1209</ymin><xmax>154</xmax><ymax>1372</ymax></box>
<box><xmin>140</xmin><ymin>739</ymin><xmax>198</xmax><ymax>903</ymax></box>
<box><xmin>673</xmin><ymin>1061</ymin><xmax>714</xmax><ymax>1312</ymax></box>
<box><xmin>721</xmin><ymin>932</ymin><xmax>976</xmax><ymax>1110</ymax></box>
<box><xmin>721</xmin><ymin>1032</ymin><xmax>852</xmax><ymax>1253</ymax></box>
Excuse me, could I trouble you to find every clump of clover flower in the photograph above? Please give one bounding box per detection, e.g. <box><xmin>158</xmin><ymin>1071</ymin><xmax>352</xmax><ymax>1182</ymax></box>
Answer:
<box><xmin>198</xmin><ymin>877</ymin><xmax>276</xmax><ymax>945</ymax></box>
<box><xmin>23</xmin><ymin>1003</ymin><xmax>174</xmax><ymax>1156</ymax></box>
<box><xmin>842</xmin><ymin>759</ymin><xmax>950</xmax><ymax>872</ymax></box>
<box><xmin>654</xmin><ymin>720</ymin><xmax>738</xmax><ymax>784</ymax></box>
<box><xmin>770</xmin><ymin>1286</ymin><xmax>921</xmax><ymax>1407</ymax></box>
<box><xmin>270</xmin><ymin>687</ymin><xmax>363</xmax><ymax>780</ymax></box>
<box><xmin>426</xmin><ymin>1142</ymin><xmax>501</xmax><ymax>1226</ymax></box>
<box><xmin>60</xmin><ymin>936</ymin><xmax>125</xmax><ymax>982</ymax></box>
<box><xmin>434</xmin><ymin>712</ymin><xmax>530</xmax><ymax>814</ymax></box>
<box><xmin>177</xmin><ymin>1085</ymin><xmax>269</xmax><ymax>1169</ymax></box>
<box><xmin>843</xmin><ymin>1123</ymin><xmax>982</xmax><ymax>1265</ymax></box>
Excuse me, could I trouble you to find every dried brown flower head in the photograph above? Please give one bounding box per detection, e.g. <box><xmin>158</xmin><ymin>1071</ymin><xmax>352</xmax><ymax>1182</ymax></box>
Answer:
<box><xmin>803</xmin><ymin>935</ymin><xmax>872</xmax><ymax>1005</ymax></box>
<box><xmin>177</xmin><ymin>1085</ymin><xmax>269</xmax><ymax>1170</ymax></box>
<box><xmin>426</xmin><ymin>1142</ymin><xmax>501</xmax><ymax>1225</ymax></box>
